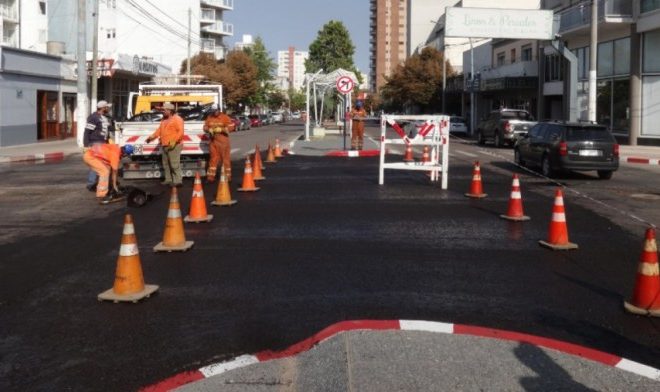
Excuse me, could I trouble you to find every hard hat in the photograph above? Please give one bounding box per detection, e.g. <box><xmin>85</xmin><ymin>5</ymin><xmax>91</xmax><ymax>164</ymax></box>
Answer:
<box><xmin>97</xmin><ymin>100</ymin><xmax>112</xmax><ymax>109</ymax></box>
<box><xmin>211</xmin><ymin>104</ymin><xmax>219</xmax><ymax>110</ymax></box>
<box><xmin>121</xmin><ymin>145</ymin><xmax>134</xmax><ymax>155</ymax></box>
<box><xmin>162</xmin><ymin>102</ymin><xmax>175</xmax><ymax>111</ymax></box>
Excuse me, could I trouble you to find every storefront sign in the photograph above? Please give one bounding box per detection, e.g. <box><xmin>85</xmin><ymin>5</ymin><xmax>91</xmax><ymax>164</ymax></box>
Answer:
<box><xmin>445</xmin><ymin>7</ymin><xmax>554</xmax><ymax>40</ymax></box>
<box><xmin>132</xmin><ymin>55</ymin><xmax>159</xmax><ymax>76</ymax></box>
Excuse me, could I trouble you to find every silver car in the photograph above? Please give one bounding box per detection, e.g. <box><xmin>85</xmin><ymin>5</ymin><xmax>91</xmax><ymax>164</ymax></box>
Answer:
<box><xmin>450</xmin><ymin>116</ymin><xmax>468</xmax><ymax>134</ymax></box>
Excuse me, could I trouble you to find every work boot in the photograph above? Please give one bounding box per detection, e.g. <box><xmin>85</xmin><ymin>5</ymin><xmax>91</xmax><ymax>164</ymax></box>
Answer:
<box><xmin>160</xmin><ymin>180</ymin><xmax>172</xmax><ymax>186</ymax></box>
<box><xmin>99</xmin><ymin>192</ymin><xmax>125</xmax><ymax>205</ymax></box>
<box><xmin>86</xmin><ymin>184</ymin><xmax>97</xmax><ymax>192</ymax></box>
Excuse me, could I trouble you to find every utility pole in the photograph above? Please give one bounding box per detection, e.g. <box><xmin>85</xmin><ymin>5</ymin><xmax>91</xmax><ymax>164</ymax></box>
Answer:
<box><xmin>187</xmin><ymin>7</ymin><xmax>192</xmax><ymax>85</ymax></box>
<box><xmin>588</xmin><ymin>0</ymin><xmax>598</xmax><ymax>122</ymax></box>
<box><xmin>76</xmin><ymin>0</ymin><xmax>88</xmax><ymax>146</ymax></box>
<box><xmin>91</xmin><ymin>0</ymin><xmax>99</xmax><ymax>110</ymax></box>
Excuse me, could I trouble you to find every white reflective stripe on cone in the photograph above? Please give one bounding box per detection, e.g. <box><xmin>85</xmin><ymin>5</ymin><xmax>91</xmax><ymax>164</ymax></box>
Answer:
<box><xmin>192</xmin><ymin>190</ymin><xmax>203</xmax><ymax>197</ymax></box>
<box><xmin>638</xmin><ymin>262</ymin><xmax>660</xmax><ymax>276</ymax></box>
<box><xmin>119</xmin><ymin>243</ymin><xmax>139</xmax><ymax>256</ymax></box>
<box><xmin>554</xmin><ymin>197</ymin><xmax>564</xmax><ymax>206</ymax></box>
<box><xmin>170</xmin><ymin>195</ymin><xmax>178</xmax><ymax>203</ymax></box>
<box><xmin>123</xmin><ymin>223</ymin><xmax>135</xmax><ymax>235</ymax></box>
<box><xmin>513</xmin><ymin>179</ymin><xmax>520</xmax><ymax>187</ymax></box>
<box><xmin>511</xmin><ymin>191</ymin><xmax>522</xmax><ymax>199</ymax></box>
<box><xmin>552</xmin><ymin>212</ymin><xmax>566</xmax><ymax>222</ymax></box>
<box><xmin>168</xmin><ymin>209</ymin><xmax>182</xmax><ymax>218</ymax></box>
<box><xmin>644</xmin><ymin>239</ymin><xmax>658</xmax><ymax>252</ymax></box>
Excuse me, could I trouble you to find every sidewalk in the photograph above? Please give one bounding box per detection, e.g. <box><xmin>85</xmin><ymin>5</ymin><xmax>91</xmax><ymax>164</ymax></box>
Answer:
<box><xmin>0</xmin><ymin>138</ymin><xmax>80</xmax><ymax>164</ymax></box>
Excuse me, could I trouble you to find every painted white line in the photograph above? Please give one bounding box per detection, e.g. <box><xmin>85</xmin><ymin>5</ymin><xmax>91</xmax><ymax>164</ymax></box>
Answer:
<box><xmin>400</xmin><ymin>320</ymin><xmax>454</xmax><ymax>334</ymax></box>
<box><xmin>457</xmin><ymin>150</ymin><xmax>478</xmax><ymax>158</ymax></box>
<box><xmin>199</xmin><ymin>355</ymin><xmax>259</xmax><ymax>378</ymax></box>
<box><xmin>616</xmin><ymin>358</ymin><xmax>660</xmax><ymax>381</ymax></box>
<box><xmin>230</xmin><ymin>148</ymin><xmax>241</xmax><ymax>155</ymax></box>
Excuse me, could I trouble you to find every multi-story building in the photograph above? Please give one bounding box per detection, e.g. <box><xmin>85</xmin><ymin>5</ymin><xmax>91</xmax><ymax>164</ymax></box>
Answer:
<box><xmin>234</xmin><ymin>34</ymin><xmax>254</xmax><ymax>51</ymax></box>
<box><xmin>369</xmin><ymin>0</ymin><xmax>408</xmax><ymax>92</ymax></box>
<box><xmin>0</xmin><ymin>0</ymin><xmax>48</xmax><ymax>51</ymax></box>
<box><xmin>277</xmin><ymin>47</ymin><xmax>308</xmax><ymax>91</ymax></box>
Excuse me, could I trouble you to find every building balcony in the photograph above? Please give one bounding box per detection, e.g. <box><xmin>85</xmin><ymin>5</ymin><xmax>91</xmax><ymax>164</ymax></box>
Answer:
<box><xmin>558</xmin><ymin>0</ymin><xmax>633</xmax><ymax>36</ymax></box>
<box><xmin>200</xmin><ymin>8</ymin><xmax>216</xmax><ymax>24</ymax></box>
<box><xmin>0</xmin><ymin>4</ymin><xmax>18</xmax><ymax>22</ymax></box>
<box><xmin>480</xmin><ymin>60</ymin><xmax>539</xmax><ymax>81</ymax></box>
<box><xmin>201</xmin><ymin>21</ymin><xmax>234</xmax><ymax>36</ymax></box>
<box><xmin>200</xmin><ymin>38</ymin><xmax>216</xmax><ymax>53</ymax></box>
<box><xmin>200</xmin><ymin>0</ymin><xmax>233</xmax><ymax>10</ymax></box>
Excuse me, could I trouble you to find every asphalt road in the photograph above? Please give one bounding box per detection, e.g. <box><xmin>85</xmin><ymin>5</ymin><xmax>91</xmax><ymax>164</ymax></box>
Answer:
<box><xmin>1</xmin><ymin>122</ymin><xmax>659</xmax><ymax>391</ymax></box>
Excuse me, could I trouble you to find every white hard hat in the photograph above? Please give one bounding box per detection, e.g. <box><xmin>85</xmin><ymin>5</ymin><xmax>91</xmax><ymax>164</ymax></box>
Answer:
<box><xmin>211</xmin><ymin>104</ymin><xmax>219</xmax><ymax>110</ymax></box>
<box><xmin>97</xmin><ymin>100</ymin><xmax>112</xmax><ymax>109</ymax></box>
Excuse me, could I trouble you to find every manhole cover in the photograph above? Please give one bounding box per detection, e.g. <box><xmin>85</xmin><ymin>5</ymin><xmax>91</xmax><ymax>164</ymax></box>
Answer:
<box><xmin>631</xmin><ymin>193</ymin><xmax>660</xmax><ymax>200</ymax></box>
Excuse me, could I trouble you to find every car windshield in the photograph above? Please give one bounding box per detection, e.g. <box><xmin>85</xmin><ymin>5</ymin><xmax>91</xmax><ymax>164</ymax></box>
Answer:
<box><xmin>501</xmin><ymin>111</ymin><xmax>533</xmax><ymax>120</ymax></box>
<box><xmin>450</xmin><ymin>117</ymin><xmax>464</xmax><ymax>123</ymax></box>
<box><xmin>565</xmin><ymin>126</ymin><xmax>612</xmax><ymax>141</ymax></box>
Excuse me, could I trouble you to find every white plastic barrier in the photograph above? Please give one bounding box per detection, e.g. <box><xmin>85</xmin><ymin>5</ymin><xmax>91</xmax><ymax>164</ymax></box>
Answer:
<box><xmin>378</xmin><ymin>114</ymin><xmax>450</xmax><ymax>189</ymax></box>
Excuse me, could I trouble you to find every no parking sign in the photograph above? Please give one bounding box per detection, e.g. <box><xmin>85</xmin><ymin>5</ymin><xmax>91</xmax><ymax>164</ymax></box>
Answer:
<box><xmin>336</xmin><ymin>76</ymin><xmax>354</xmax><ymax>94</ymax></box>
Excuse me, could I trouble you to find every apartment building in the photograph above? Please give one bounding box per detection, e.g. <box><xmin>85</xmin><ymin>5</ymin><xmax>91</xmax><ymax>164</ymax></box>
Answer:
<box><xmin>277</xmin><ymin>47</ymin><xmax>309</xmax><ymax>91</ymax></box>
<box><xmin>0</xmin><ymin>0</ymin><xmax>48</xmax><ymax>51</ymax></box>
<box><xmin>369</xmin><ymin>0</ymin><xmax>408</xmax><ymax>92</ymax></box>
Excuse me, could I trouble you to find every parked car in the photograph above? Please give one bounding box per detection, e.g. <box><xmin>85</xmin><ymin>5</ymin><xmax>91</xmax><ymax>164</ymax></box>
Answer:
<box><xmin>229</xmin><ymin>116</ymin><xmax>241</xmax><ymax>132</ymax></box>
<box><xmin>449</xmin><ymin>116</ymin><xmax>468</xmax><ymax>134</ymax></box>
<box><xmin>514</xmin><ymin>121</ymin><xmax>619</xmax><ymax>179</ymax></box>
<box><xmin>238</xmin><ymin>115</ymin><xmax>251</xmax><ymax>130</ymax></box>
<box><xmin>249</xmin><ymin>114</ymin><xmax>262</xmax><ymax>127</ymax></box>
<box><xmin>126</xmin><ymin>110</ymin><xmax>163</xmax><ymax>122</ymax></box>
<box><xmin>291</xmin><ymin>111</ymin><xmax>301</xmax><ymax>119</ymax></box>
<box><xmin>259</xmin><ymin>114</ymin><xmax>271</xmax><ymax>126</ymax></box>
<box><xmin>477</xmin><ymin>109</ymin><xmax>537</xmax><ymax>147</ymax></box>
<box><xmin>271</xmin><ymin>112</ymin><xmax>283</xmax><ymax>123</ymax></box>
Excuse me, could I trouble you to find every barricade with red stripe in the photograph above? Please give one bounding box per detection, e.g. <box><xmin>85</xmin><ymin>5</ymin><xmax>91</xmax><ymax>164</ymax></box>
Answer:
<box><xmin>379</xmin><ymin>114</ymin><xmax>450</xmax><ymax>189</ymax></box>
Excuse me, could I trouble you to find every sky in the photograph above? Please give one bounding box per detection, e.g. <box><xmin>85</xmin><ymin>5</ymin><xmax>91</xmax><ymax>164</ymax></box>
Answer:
<box><xmin>226</xmin><ymin>0</ymin><xmax>370</xmax><ymax>73</ymax></box>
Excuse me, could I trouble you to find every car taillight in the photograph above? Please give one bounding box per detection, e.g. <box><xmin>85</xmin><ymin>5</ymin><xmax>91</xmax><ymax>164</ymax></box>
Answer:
<box><xmin>613</xmin><ymin>143</ymin><xmax>619</xmax><ymax>157</ymax></box>
<box><xmin>504</xmin><ymin>121</ymin><xmax>512</xmax><ymax>132</ymax></box>
<box><xmin>559</xmin><ymin>141</ymin><xmax>568</xmax><ymax>156</ymax></box>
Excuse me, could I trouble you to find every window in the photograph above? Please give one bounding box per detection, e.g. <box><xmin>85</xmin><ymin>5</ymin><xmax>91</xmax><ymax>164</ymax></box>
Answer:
<box><xmin>545</xmin><ymin>54</ymin><xmax>562</xmax><ymax>82</ymax></box>
<box><xmin>572</xmin><ymin>46</ymin><xmax>590</xmax><ymax>80</ymax></box>
<box><xmin>39</xmin><ymin>1</ymin><xmax>46</xmax><ymax>15</ymax></box>
<box><xmin>521</xmin><ymin>45</ymin><xmax>532</xmax><ymax>61</ymax></box>
<box><xmin>106</xmin><ymin>28</ymin><xmax>116</xmax><ymax>39</ymax></box>
<box><xmin>544</xmin><ymin>124</ymin><xmax>562</xmax><ymax>141</ymax></box>
<box><xmin>598</xmin><ymin>41</ymin><xmax>613</xmax><ymax>76</ymax></box>
<box><xmin>529</xmin><ymin>123</ymin><xmax>546</xmax><ymax>139</ymax></box>
<box><xmin>641</xmin><ymin>0</ymin><xmax>660</xmax><ymax>13</ymax></box>
<box><xmin>643</xmin><ymin>30</ymin><xmax>660</xmax><ymax>73</ymax></box>
<box><xmin>614</xmin><ymin>38</ymin><xmax>630</xmax><ymax>75</ymax></box>
<box><xmin>511</xmin><ymin>48</ymin><xmax>516</xmax><ymax>63</ymax></box>
<box><xmin>496</xmin><ymin>52</ymin><xmax>505</xmax><ymax>67</ymax></box>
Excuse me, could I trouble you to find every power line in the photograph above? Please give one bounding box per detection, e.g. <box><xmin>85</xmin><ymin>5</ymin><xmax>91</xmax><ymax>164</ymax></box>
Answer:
<box><xmin>119</xmin><ymin>0</ymin><xmax>201</xmax><ymax>46</ymax></box>
<box><xmin>142</xmin><ymin>0</ymin><xmax>201</xmax><ymax>39</ymax></box>
<box><xmin>114</xmin><ymin>6</ymin><xmax>200</xmax><ymax>51</ymax></box>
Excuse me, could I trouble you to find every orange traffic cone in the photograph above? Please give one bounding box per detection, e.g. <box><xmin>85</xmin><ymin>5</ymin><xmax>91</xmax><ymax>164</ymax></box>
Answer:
<box><xmin>274</xmin><ymin>139</ymin><xmax>283</xmax><ymax>158</ymax></box>
<box><xmin>237</xmin><ymin>155</ymin><xmax>260</xmax><ymax>192</ymax></box>
<box><xmin>252</xmin><ymin>147</ymin><xmax>265</xmax><ymax>181</ymax></box>
<box><xmin>254</xmin><ymin>144</ymin><xmax>266</xmax><ymax>171</ymax></box>
<box><xmin>98</xmin><ymin>214</ymin><xmax>158</xmax><ymax>303</ymax></box>
<box><xmin>500</xmin><ymin>174</ymin><xmax>530</xmax><ymax>221</ymax></box>
<box><xmin>154</xmin><ymin>187</ymin><xmax>194</xmax><ymax>252</ymax></box>
<box><xmin>624</xmin><ymin>228</ymin><xmax>660</xmax><ymax>316</ymax></box>
<box><xmin>539</xmin><ymin>188</ymin><xmax>578</xmax><ymax>250</ymax></box>
<box><xmin>464</xmin><ymin>161</ymin><xmax>487</xmax><ymax>198</ymax></box>
<box><xmin>403</xmin><ymin>144</ymin><xmax>414</xmax><ymax>162</ymax></box>
<box><xmin>211</xmin><ymin>166</ymin><xmax>237</xmax><ymax>206</ymax></box>
<box><xmin>421</xmin><ymin>146</ymin><xmax>430</xmax><ymax>163</ymax></box>
<box><xmin>265</xmin><ymin>143</ymin><xmax>277</xmax><ymax>163</ymax></box>
<box><xmin>184</xmin><ymin>172</ymin><xmax>213</xmax><ymax>223</ymax></box>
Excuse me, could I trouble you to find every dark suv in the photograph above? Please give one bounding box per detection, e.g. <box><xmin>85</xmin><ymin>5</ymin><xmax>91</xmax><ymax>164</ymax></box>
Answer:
<box><xmin>514</xmin><ymin>122</ymin><xmax>619</xmax><ymax>179</ymax></box>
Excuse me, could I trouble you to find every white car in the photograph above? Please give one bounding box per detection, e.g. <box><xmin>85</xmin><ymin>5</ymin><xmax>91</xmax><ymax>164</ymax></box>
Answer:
<box><xmin>450</xmin><ymin>116</ymin><xmax>468</xmax><ymax>134</ymax></box>
<box><xmin>271</xmin><ymin>112</ymin><xmax>283</xmax><ymax>123</ymax></box>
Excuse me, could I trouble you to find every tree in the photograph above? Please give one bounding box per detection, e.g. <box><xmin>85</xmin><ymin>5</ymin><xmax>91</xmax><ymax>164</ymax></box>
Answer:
<box><xmin>288</xmin><ymin>88</ymin><xmax>306</xmax><ymax>112</ymax></box>
<box><xmin>267</xmin><ymin>90</ymin><xmax>287</xmax><ymax>110</ymax></box>
<box><xmin>380</xmin><ymin>47</ymin><xmax>453</xmax><ymax>113</ymax></box>
<box><xmin>243</xmin><ymin>36</ymin><xmax>276</xmax><ymax>110</ymax></box>
<box><xmin>306</xmin><ymin>20</ymin><xmax>361</xmax><ymax>83</ymax></box>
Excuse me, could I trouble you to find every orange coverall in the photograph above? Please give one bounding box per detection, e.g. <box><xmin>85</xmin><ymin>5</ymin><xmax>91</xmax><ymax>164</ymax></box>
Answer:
<box><xmin>204</xmin><ymin>112</ymin><xmax>233</xmax><ymax>181</ymax></box>
<box><xmin>83</xmin><ymin>144</ymin><xmax>120</xmax><ymax>198</ymax></box>
<box><xmin>351</xmin><ymin>108</ymin><xmax>367</xmax><ymax>150</ymax></box>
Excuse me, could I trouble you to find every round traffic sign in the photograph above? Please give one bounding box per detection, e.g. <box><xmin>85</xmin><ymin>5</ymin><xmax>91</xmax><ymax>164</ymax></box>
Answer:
<box><xmin>336</xmin><ymin>76</ymin><xmax>354</xmax><ymax>94</ymax></box>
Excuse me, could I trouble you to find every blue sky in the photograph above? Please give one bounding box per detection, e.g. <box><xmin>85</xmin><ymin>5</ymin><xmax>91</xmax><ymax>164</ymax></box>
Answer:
<box><xmin>227</xmin><ymin>0</ymin><xmax>370</xmax><ymax>73</ymax></box>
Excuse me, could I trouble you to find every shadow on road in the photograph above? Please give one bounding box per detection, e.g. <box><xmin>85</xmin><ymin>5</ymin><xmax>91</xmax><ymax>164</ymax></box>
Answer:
<box><xmin>515</xmin><ymin>343</ymin><xmax>597</xmax><ymax>391</ymax></box>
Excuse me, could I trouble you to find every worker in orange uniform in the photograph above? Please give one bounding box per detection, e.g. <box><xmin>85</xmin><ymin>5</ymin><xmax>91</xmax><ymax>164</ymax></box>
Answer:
<box><xmin>350</xmin><ymin>100</ymin><xmax>367</xmax><ymax>150</ymax></box>
<box><xmin>146</xmin><ymin>102</ymin><xmax>184</xmax><ymax>187</ymax></box>
<box><xmin>203</xmin><ymin>104</ymin><xmax>233</xmax><ymax>183</ymax></box>
<box><xmin>82</xmin><ymin>143</ymin><xmax>123</xmax><ymax>204</ymax></box>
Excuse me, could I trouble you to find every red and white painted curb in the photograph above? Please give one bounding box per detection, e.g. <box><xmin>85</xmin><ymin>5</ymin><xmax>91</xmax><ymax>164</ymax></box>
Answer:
<box><xmin>621</xmin><ymin>156</ymin><xmax>660</xmax><ymax>165</ymax></box>
<box><xmin>0</xmin><ymin>152</ymin><xmax>65</xmax><ymax>164</ymax></box>
<box><xmin>326</xmin><ymin>149</ymin><xmax>381</xmax><ymax>158</ymax></box>
<box><xmin>141</xmin><ymin>319</ymin><xmax>660</xmax><ymax>391</ymax></box>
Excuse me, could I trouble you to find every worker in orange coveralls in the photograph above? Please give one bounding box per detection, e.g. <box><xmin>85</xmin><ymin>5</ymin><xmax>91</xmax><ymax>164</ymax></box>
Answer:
<box><xmin>203</xmin><ymin>104</ymin><xmax>233</xmax><ymax>182</ymax></box>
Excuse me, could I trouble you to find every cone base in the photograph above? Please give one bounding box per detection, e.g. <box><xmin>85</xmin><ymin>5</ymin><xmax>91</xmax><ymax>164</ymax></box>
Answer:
<box><xmin>154</xmin><ymin>241</ymin><xmax>194</xmax><ymax>253</ymax></box>
<box><xmin>538</xmin><ymin>240</ymin><xmax>578</xmax><ymax>251</ymax></box>
<box><xmin>254</xmin><ymin>176</ymin><xmax>266</xmax><ymax>180</ymax></box>
<box><xmin>465</xmin><ymin>193</ymin><xmax>488</xmax><ymax>198</ymax></box>
<box><xmin>184</xmin><ymin>214</ymin><xmax>214</xmax><ymax>223</ymax></box>
<box><xmin>211</xmin><ymin>200</ymin><xmax>237</xmax><ymax>206</ymax></box>
<box><xmin>98</xmin><ymin>284</ymin><xmax>159</xmax><ymax>303</ymax></box>
<box><xmin>238</xmin><ymin>187</ymin><xmax>260</xmax><ymax>192</ymax></box>
<box><xmin>500</xmin><ymin>214</ymin><xmax>530</xmax><ymax>222</ymax></box>
<box><xmin>624</xmin><ymin>301</ymin><xmax>660</xmax><ymax>317</ymax></box>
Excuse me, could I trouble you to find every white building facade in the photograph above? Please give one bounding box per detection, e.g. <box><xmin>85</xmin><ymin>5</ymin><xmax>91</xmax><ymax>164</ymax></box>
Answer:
<box><xmin>1</xmin><ymin>0</ymin><xmax>48</xmax><ymax>52</ymax></box>
<box><xmin>277</xmin><ymin>47</ymin><xmax>308</xmax><ymax>91</ymax></box>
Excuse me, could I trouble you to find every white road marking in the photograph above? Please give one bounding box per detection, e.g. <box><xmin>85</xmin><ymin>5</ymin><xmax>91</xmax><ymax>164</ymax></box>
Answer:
<box><xmin>457</xmin><ymin>150</ymin><xmax>478</xmax><ymax>158</ymax></box>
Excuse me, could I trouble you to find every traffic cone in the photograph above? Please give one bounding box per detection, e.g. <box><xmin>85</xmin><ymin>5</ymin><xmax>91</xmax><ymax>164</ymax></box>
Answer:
<box><xmin>211</xmin><ymin>166</ymin><xmax>237</xmax><ymax>206</ymax></box>
<box><xmin>624</xmin><ymin>228</ymin><xmax>660</xmax><ymax>317</ymax></box>
<box><xmin>403</xmin><ymin>144</ymin><xmax>414</xmax><ymax>162</ymax></box>
<box><xmin>154</xmin><ymin>187</ymin><xmax>194</xmax><ymax>252</ymax></box>
<box><xmin>237</xmin><ymin>155</ymin><xmax>260</xmax><ymax>192</ymax></box>
<box><xmin>184</xmin><ymin>172</ymin><xmax>213</xmax><ymax>223</ymax></box>
<box><xmin>538</xmin><ymin>188</ymin><xmax>578</xmax><ymax>250</ymax></box>
<box><xmin>421</xmin><ymin>146</ymin><xmax>430</xmax><ymax>163</ymax></box>
<box><xmin>252</xmin><ymin>147</ymin><xmax>265</xmax><ymax>181</ymax></box>
<box><xmin>500</xmin><ymin>174</ymin><xmax>530</xmax><ymax>221</ymax></box>
<box><xmin>265</xmin><ymin>143</ymin><xmax>277</xmax><ymax>163</ymax></box>
<box><xmin>464</xmin><ymin>161</ymin><xmax>487</xmax><ymax>198</ymax></box>
<box><xmin>254</xmin><ymin>144</ymin><xmax>266</xmax><ymax>171</ymax></box>
<box><xmin>98</xmin><ymin>214</ymin><xmax>158</xmax><ymax>303</ymax></box>
<box><xmin>274</xmin><ymin>139</ymin><xmax>283</xmax><ymax>158</ymax></box>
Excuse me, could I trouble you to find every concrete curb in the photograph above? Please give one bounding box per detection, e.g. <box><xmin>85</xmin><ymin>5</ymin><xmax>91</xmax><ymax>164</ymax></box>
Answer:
<box><xmin>325</xmin><ymin>149</ymin><xmax>381</xmax><ymax>157</ymax></box>
<box><xmin>0</xmin><ymin>152</ymin><xmax>66</xmax><ymax>164</ymax></box>
<box><xmin>140</xmin><ymin>319</ymin><xmax>660</xmax><ymax>391</ymax></box>
<box><xmin>621</xmin><ymin>156</ymin><xmax>660</xmax><ymax>165</ymax></box>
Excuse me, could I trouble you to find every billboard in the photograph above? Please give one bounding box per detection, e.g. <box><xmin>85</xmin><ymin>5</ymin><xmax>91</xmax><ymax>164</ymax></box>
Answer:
<box><xmin>445</xmin><ymin>7</ymin><xmax>554</xmax><ymax>40</ymax></box>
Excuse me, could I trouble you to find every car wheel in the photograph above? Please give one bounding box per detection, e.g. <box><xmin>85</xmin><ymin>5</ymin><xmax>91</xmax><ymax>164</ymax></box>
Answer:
<box><xmin>597</xmin><ymin>170</ymin><xmax>613</xmax><ymax>180</ymax></box>
<box><xmin>514</xmin><ymin>148</ymin><xmax>525</xmax><ymax>167</ymax></box>
<box><xmin>494</xmin><ymin>132</ymin><xmax>503</xmax><ymax>148</ymax></box>
<box><xmin>541</xmin><ymin>155</ymin><xmax>553</xmax><ymax>178</ymax></box>
<box><xmin>477</xmin><ymin>131</ymin><xmax>485</xmax><ymax>145</ymax></box>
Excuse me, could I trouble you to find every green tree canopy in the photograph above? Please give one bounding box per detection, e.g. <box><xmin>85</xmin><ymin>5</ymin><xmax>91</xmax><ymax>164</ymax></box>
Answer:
<box><xmin>243</xmin><ymin>36</ymin><xmax>276</xmax><ymax>109</ymax></box>
<box><xmin>288</xmin><ymin>88</ymin><xmax>306</xmax><ymax>112</ymax></box>
<box><xmin>306</xmin><ymin>20</ymin><xmax>361</xmax><ymax>83</ymax></box>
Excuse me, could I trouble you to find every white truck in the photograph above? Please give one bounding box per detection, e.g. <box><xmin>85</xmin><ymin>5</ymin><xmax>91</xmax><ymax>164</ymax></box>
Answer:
<box><xmin>116</xmin><ymin>84</ymin><xmax>223</xmax><ymax>180</ymax></box>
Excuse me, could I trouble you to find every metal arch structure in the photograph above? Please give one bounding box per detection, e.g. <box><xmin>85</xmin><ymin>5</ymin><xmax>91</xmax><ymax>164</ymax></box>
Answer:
<box><xmin>304</xmin><ymin>68</ymin><xmax>359</xmax><ymax>141</ymax></box>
